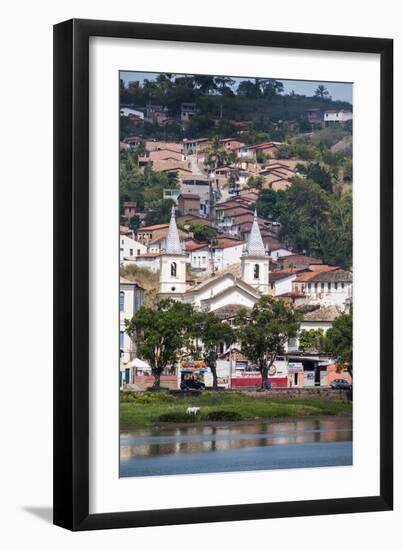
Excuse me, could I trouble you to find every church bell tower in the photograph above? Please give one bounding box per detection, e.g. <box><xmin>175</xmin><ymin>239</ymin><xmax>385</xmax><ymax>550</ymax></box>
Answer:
<box><xmin>159</xmin><ymin>206</ymin><xmax>187</xmax><ymax>295</ymax></box>
<box><xmin>241</xmin><ymin>210</ymin><xmax>270</xmax><ymax>294</ymax></box>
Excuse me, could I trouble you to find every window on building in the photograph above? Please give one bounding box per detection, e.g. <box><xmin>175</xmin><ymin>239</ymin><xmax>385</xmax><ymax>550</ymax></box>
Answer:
<box><xmin>130</xmin><ymin>249</ymin><xmax>133</xmax><ymax>256</ymax></box>
<box><xmin>321</xmin><ymin>283</ymin><xmax>325</xmax><ymax>290</ymax></box>
<box><xmin>119</xmin><ymin>291</ymin><xmax>125</xmax><ymax>312</ymax></box>
<box><xmin>171</xmin><ymin>262</ymin><xmax>177</xmax><ymax>277</ymax></box>
<box><xmin>335</xmin><ymin>282</ymin><xmax>338</xmax><ymax>290</ymax></box>
<box><xmin>328</xmin><ymin>282</ymin><xmax>331</xmax><ymax>290</ymax></box>
<box><xmin>308</xmin><ymin>283</ymin><xmax>311</xmax><ymax>290</ymax></box>
<box><xmin>341</xmin><ymin>282</ymin><xmax>345</xmax><ymax>289</ymax></box>
<box><xmin>254</xmin><ymin>264</ymin><xmax>260</xmax><ymax>279</ymax></box>
<box><xmin>119</xmin><ymin>331</ymin><xmax>124</xmax><ymax>350</ymax></box>
<box><xmin>137</xmin><ymin>249</ymin><xmax>141</xmax><ymax>255</ymax></box>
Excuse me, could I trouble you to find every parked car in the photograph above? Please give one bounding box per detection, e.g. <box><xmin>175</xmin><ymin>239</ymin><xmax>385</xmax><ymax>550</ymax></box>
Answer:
<box><xmin>180</xmin><ymin>379</ymin><xmax>206</xmax><ymax>391</ymax></box>
<box><xmin>330</xmin><ymin>378</ymin><xmax>352</xmax><ymax>390</ymax></box>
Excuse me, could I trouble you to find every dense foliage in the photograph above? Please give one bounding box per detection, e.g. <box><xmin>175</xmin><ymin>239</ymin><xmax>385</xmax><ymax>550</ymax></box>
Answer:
<box><xmin>299</xmin><ymin>328</ymin><xmax>326</xmax><ymax>352</ymax></box>
<box><xmin>236</xmin><ymin>297</ymin><xmax>302</xmax><ymax>388</ymax></box>
<box><xmin>256</xmin><ymin>179</ymin><xmax>352</xmax><ymax>267</ymax></box>
<box><xmin>120</xmin><ymin>147</ymin><xmax>179</xmax><ymax>221</ymax></box>
<box><xmin>325</xmin><ymin>310</ymin><xmax>353</xmax><ymax>376</ymax></box>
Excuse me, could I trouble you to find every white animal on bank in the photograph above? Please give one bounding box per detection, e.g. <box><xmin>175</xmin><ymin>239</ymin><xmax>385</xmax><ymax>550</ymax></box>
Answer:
<box><xmin>186</xmin><ymin>407</ymin><xmax>200</xmax><ymax>416</ymax></box>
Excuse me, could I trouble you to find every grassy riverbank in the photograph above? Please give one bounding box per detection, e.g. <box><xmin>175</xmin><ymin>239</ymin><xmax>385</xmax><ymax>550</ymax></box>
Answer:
<box><xmin>120</xmin><ymin>391</ymin><xmax>352</xmax><ymax>428</ymax></box>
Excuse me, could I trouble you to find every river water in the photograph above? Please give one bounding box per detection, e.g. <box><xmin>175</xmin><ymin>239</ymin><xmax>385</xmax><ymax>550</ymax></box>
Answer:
<box><xmin>120</xmin><ymin>417</ymin><xmax>352</xmax><ymax>477</ymax></box>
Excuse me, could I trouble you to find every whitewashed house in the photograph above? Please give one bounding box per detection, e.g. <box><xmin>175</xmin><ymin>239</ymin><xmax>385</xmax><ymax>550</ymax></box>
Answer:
<box><xmin>134</xmin><ymin>252</ymin><xmax>161</xmax><ymax>272</ymax></box>
<box><xmin>213</xmin><ymin>241</ymin><xmax>245</xmax><ymax>272</ymax></box>
<box><xmin>300</xmin><ymin>305</ymin><xmax>341</xmax><ymax>334</ymax></box>
<box><xmin>120</xmin><ymin>235</ymin><xmax>147</xmax><ymax>263</ymax></box>
<box><xmin>188</xmin><ymin>241</ymin><xmax>246</xmax><ymax>273</ymax></box>
<box><xmin>120</xmin><ymin>277</ymin><xmax>145</xmax><ymax>386</ymax></box>
<box><xmin>120</xmin><ymin>107</ymin><xmax>145</xmax><ymax>119</ymax></box>
<box><xmin>292</xmin><ymin>269</ymin><xmax>352</xmax><ymax>311</ymax></box>
<box><xmin>269</xmin><ymin>270</ymin><xmax>302</xmax><ymax>296</ymax></box>
<box><xmin>189</xmin><ymin>245</ymin><xmax>210</xmax><ymax>271</ymax></box>
<box><xmin>323</xmin><ymin>109</ymin><xmax>353</xmax><ymax>125</ymax></box>
<box><xmin>270</xmin><ymin>247</ymin><xmax>293</xmax><ymax>261</ymax></box>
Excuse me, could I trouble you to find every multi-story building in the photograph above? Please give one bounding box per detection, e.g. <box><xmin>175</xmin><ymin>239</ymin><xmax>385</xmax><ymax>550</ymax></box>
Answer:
<box><xmin>120</xmin><ymin>277</ymin><xmax>145</xmax><ymax>386</ymax></box>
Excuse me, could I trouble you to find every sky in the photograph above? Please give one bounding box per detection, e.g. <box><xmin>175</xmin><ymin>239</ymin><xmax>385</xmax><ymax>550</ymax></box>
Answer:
<box><xmin>120</xmin><ymin>71</ymin><xmax>352</xmax><ymax>104</ymax></box>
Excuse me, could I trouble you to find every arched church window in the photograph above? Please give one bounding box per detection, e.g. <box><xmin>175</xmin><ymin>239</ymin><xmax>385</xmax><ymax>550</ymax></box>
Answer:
<box><xmin>254</xmin><ymin>264</ymin><xmax>260</xmax><ymax>279</ymax></box>
<box><xmin>171</xmin><ymin>262</ymin><xmax>177</xmax><ymax>277</ymax></box>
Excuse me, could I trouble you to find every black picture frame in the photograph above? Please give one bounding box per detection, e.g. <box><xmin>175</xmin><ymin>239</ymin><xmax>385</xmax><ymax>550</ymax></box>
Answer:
<box><xmin>53</xmin><ymin>18</ymin><xmax>393</xmax><ymax>531</ymax></box>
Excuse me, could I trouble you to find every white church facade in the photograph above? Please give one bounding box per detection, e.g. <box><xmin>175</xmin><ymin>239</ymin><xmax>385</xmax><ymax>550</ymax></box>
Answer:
<box><xmin>158</xmin><ymin>207</ymin><xmax>270</xmax><ymax>311</ymax></box>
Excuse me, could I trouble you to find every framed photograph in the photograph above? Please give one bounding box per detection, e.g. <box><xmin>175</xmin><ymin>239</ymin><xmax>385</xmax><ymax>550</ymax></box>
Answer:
<box><xmin>53</xmin><ymin>19</ymin><xmax>393</xmax><ymax>530</ymax></box>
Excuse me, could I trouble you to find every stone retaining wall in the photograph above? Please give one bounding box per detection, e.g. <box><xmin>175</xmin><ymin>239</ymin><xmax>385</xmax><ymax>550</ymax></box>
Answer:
<box><xmin>244</xmin><ymin>388</ymin><xmax>352</xmax><ymax>401</ymax></box>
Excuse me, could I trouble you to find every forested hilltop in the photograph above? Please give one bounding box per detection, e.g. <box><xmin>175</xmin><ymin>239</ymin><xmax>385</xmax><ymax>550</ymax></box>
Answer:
<box><xmin>120</xmin><ymin>75</ymin><xmax>352</xmax><ymax>141</ymax></box>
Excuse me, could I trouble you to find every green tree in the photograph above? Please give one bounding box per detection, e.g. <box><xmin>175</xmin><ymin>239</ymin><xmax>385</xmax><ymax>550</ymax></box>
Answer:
<box><xmin>296</xmin><ymin>162</ymin><xmax>333</xmax><ymax>192</ymax></box>
<box><xmin>204</xmin><ymin>136</ymin><xmax>230</xmax><ymax>170</ymax></box>
<box><xmin>325</xmin><ymin>309</ymin><xmax>353</xmax><ymax>377</ymax></box>
<box><xmin>125</xmin><ymin>299</ymin><xmax>196</xmax><ymax>389</ymax></box>
<box><xmin>314</xmin><ymin>85</ymin><xmax>331</xmax><ymax>99</ymax></box>
<box><xmin>144</xmin><ymin>198</ymin><xmax>176</xmax><ymax>225</ymax></box>
<box><xmin>256</xmin><ymin>188</ymin><xmax>285</xmax><ymax>221</ymax></box>
<box><xmin>255</xmin><ymin>149</ymin><xmax>267</xmax><ymax>164</ymax></box>
<box><xmin>214</xmin><ymin>76</ymin><xmax>236</xmax><ymax>95</ymax></box>
<box><xmin>247</xmin><ymin>175</ymin><xmax>265</xmax><ymax>190</ymax></box>
<box><xmin>236</xmin><ymin>297</ymin><xmax>302</xmax><ymax>388</ymax></box>
<box><xmin>278</xmin><ymin>178</ymin><xmax>332</xmax><ymax>257</ymax></box>
<box><xmin>299</xmin><ymin>328</ymin><xmax>326</xmax><ymax>352</ymax></box>
<box><xmin>237</xmin><ymin>79</ymin><xmax>261</xmax><ymax>98</ymax></box>
<box><xmin>180</xmin><ymin>223</ymin><xmax>217</xmax><ymax>244</ymax></box>
<box><xmin>261</xmin><ymin>79</ymin><xmax>284</xmax><ymax>97</ymax></box>
<box><xmin>195</xmin><ymin>312</ymin><xmax>236</xmax><ymax>390</ymax></box>
<box><xmin>194</xmin><ymin>75</ymin><xmax>217</xmax><ymax>95</ymax></box>
<box><xmin>129</xmin><ymin>215</ymin><xmax>141</xmax><ymax>231</ymax></box>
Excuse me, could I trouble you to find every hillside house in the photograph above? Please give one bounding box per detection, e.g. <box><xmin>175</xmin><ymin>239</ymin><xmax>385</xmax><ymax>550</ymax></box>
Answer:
<box><xmin>269</xmin><ymin>269</ymin><xmax>305</xmax><ymax>296</ymax></box>
<box><xmin>324</xmin><ymin>109</ymin><xmax>353</xmax><ymax>126</ymax></box>
<box><xmin>181</xmin><ymin>102</ymin><xmax>196</xmax><ymax>121</ymax></box>
<box><xmin>182</xmin><ymin>137</ymin><xmax>211</xmax><ymax>154</ymax></box>
<box><xmin>177</xmin><ymin>193</ymin><xmax>201</xmax><ymax>216</ymax></box>
<box><xmin>276</xmin><ymin>254</ymin><xmax>323</xmax><ymax>269</ymax></box>
<box><xmin>120</xmin><ymin>277</ymin><xmax>145</xmax><ymax>385</ymax></box>
<box><xmin>306</xmin><ymin>108</ymin><xmax>323</xmax><ymax>125</ymax></box>
<box><xmin>123</xmin><ymin>201</ymin><xmax>137</xmax><ymax>221</ymax></box>
<box><xmin>292</xmin><ymin>268</ymin><xmax>352</xmax><ymax>311</ymax></box>
<box><xmin>120</xmin><ymin>107</ymin><xmax>145</xmax><ymax>120</ymax></box>
<box><xmin>119</xmin><ymin>235</ymin><xmax>147</xmax><ymax>263</ymax></box>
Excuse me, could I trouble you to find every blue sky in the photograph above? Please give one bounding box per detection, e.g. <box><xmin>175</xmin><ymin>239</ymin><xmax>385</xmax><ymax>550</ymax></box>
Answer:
<box><xmin>120</xmin><ymin>71</ymin><xmax>352</xmax><ymax>104</ymax></box>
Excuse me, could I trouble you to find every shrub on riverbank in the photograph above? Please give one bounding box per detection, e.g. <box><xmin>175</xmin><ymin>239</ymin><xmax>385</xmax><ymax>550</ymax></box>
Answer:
<box><xmin>120</xmin><ymin>391</ymin><xmax>352</xmax><ymax>428</ymax></box>
<box><xmin>204</xmin><ymin>410</ymin><xmax>243</xmax><ymax>421</ymax></box>
<box><xmin>158</xmin><ymin>411</ymin><xmax>199</xmax><ymax>423</ymax></box>
<box><xmin>120</xmin><ymin>391</ymin><xmax>173</xmax><ymax>403</ymax></box>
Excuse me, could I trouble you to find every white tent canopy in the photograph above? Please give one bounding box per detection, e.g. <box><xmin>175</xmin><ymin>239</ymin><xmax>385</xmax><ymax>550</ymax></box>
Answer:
<box><xmin>129</xmin><ymin>357</ymin><xmax>151</xmax><ymax>370</ymax></box>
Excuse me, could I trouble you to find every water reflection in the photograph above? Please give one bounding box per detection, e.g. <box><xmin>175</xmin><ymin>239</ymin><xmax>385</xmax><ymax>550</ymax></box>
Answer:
<box><xmin>120</xmin><ymin>418</ymin><xmax>352</xmax><ymax>461</ymax></box>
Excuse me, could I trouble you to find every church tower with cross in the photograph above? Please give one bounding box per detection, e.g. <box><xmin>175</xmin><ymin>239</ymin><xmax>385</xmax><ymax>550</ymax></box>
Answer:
<box><xmin>241</xmin><ymin>210</ymin><xmax>270</xmax><ymax>294</ymax></box>
<box><xmin>159</xmin><ymin>206</ymin><xmax>187</xmax><ymax>296</ymax></box>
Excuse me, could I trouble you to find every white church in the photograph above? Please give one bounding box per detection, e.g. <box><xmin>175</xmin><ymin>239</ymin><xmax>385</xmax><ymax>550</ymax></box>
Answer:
<box><xmin>158</xmin><ymin>207</ymin><xmax>270</xmax><ymax>312</ymax></box>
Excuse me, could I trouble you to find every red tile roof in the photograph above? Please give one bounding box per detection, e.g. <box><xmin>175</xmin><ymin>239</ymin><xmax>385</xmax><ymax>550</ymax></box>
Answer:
<box><xmin>178</xmin><ymin>193</ymin><xmax>201</xmax><ymax>200</ymax></box>
<box><xmin>137</xmin><ymin>223</ymin><xmax>169</xmax><ymax>232</ymax></box>
<box><xmin>215</xmin><ymin>240</ymin><xmax>245</xmax><ymax>249</ymax></box>
<box><xmin>185</xmin><ymin>241</ymin><xmax>208</xmax><ymax>251</ymax></box>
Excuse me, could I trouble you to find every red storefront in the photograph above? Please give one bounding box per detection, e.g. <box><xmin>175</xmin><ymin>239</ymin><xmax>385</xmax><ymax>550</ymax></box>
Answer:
<box><xmin>231</xmin><ymin>372</ymin><xmax>288</xmax><ymax>389</ymax></box>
